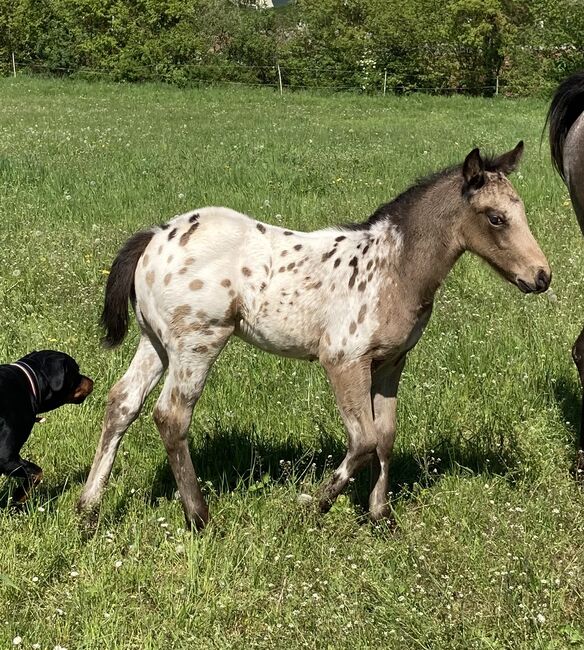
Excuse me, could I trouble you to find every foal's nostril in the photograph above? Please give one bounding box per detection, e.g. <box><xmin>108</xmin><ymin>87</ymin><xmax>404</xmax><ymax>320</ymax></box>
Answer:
<box><xmin>535</xmin><ymin>268</ymin><xmax>551</xmax><ymax>292</ymax></box>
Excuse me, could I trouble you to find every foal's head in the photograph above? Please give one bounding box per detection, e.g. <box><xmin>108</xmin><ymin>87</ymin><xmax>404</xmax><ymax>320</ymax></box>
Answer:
<box><xmin>459</xmin><ymin>142</ymin><xmax>550</xmax><ymax>293</ymax></box>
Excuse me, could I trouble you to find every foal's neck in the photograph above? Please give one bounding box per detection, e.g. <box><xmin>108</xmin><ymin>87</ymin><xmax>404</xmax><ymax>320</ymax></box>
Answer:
<box><xmin>376</xmin><ymin>172</ymin><xmax>465</xmax><ymax>307</ymax></box>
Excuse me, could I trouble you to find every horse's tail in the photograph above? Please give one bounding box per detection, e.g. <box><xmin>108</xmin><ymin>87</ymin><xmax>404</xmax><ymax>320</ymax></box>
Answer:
<box><xmin>547</xmin><ymin>70</ymin><xmax>584</xmax><ymax>181</ymax></box>
<box><xmin>101</xmin><ymin>229</ymin><xmax>155</xmax><ymax>348</ymax></box>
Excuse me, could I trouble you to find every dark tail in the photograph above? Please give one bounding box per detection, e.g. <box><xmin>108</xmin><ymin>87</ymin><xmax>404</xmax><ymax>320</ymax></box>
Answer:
<box><xmin>546</xmin><ymin>70</ymin><xmax>584</xmax><ymax>181</ymax></box>
<box><xmin>101</xmin><ymin>229</ymin><xmax>155</xmax><ymax>348</ymax></box>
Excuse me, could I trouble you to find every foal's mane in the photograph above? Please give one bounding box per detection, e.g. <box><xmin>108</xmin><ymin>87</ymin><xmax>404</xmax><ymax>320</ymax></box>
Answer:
<box><xmin>342</xmin><ymin>154</ymin><xmax>503</xmax><ymax>231</ymax></box>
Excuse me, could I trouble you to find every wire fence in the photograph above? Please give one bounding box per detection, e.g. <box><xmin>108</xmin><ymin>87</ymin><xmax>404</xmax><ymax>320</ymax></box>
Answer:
<box><xmin>1</xmin><ymin>56</ymin><xmax>530</xmax><ymax>96</ymax></box>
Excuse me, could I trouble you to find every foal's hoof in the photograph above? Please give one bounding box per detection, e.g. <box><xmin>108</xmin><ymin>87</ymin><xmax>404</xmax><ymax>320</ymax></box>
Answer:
<box><xmin>185</xmin><ymin>509</ymin><xmax>209</xmax><ymax>532</ymax></box>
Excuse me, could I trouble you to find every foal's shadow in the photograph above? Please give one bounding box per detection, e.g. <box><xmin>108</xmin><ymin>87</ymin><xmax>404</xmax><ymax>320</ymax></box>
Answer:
<box><xmin>552</xmin><ymin>374</ymin><xmax>581</xmax><ymax>439</ymax></box>
<box><xmin>146</xmin><ymin>419</ymin><xmax>521</xmax><ymax>513</ymax></box>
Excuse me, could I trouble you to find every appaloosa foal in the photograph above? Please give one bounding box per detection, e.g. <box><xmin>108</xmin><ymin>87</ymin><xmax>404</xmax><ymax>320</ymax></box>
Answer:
<box><xmin>78</xmin><ymin>142</ymin><xmax>550</xmax><ymax>529</ymax></box>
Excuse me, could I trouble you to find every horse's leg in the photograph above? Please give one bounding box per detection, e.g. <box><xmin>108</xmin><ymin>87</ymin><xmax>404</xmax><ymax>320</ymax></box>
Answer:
<box><xmin>368</xmin><ymin>358</ymin><xmax>405</xmax><ymax>521</ymax></box>
<box><xmin>77</xmin><ymin>333</ymin><xmax>167</xmax><ymax>516</ymax></box>
<box><xmin>572</xmin><ymin>326</ymin><xmax>584</xmax><ymax>472</ymax></box>
<box><xmin>318</xmin><ymin>358</ymin><xmax>377</xmax><ymax>513</ymax></box>
<box><xmin>153</xmin><ymin>328</ymin><xmax>232</xmax><ymax>530</ymax></box>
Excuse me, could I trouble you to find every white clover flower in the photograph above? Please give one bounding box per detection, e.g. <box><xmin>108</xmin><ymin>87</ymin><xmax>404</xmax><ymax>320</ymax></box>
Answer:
<box><xmin>12</xmin><ymin>637</ymin><xmax>22</xmax><ymax>645</ymax></box>
<box><xmin>114</xmin><ymin>560</ymin><xmax>123</xmax><ymax>569</ymax></box>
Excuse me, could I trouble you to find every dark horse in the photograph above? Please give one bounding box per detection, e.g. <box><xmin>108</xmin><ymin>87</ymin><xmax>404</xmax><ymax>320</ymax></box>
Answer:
<box><xmin>547</xmin><ymin>70</ymin><xmax>584</xmax><ymax>469</ymax></box>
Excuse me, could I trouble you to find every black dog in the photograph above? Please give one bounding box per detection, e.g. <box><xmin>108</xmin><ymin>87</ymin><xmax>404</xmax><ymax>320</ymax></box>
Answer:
<box><xmin>0</xmin><ymin>350</ymin><xmax>93</xmax><ymax>503</ymax></box>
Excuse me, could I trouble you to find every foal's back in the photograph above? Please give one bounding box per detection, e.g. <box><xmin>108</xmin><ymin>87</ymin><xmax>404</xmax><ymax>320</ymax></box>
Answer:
<box><xmin>134</xmin><ymin>206</ymin><xmax>402</xmax><ymax>362</ymax></box>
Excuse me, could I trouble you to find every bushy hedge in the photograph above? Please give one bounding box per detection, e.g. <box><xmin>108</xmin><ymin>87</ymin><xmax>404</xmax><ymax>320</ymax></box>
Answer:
<box><xmin>1</xmin><ymin>0</ymin><xmax>583</xmax><ymax>95</ymax></box>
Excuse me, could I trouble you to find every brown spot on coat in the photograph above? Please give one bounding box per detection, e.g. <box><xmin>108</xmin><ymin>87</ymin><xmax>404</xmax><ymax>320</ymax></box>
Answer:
<box><xmin>287</xmin><ymin>262</ymin><xmax>295</xmax><ymax>271</ymax></box>
<box><xmin>242</xmin><ymin>267</ymin><xmax>252</xmax><ymax>277</ymax></box>
<box><xmin>143</xmin><ymin>254</ymin><xmax>149</xmax><ymax>266</ymax></box>
<box><xmin>281</xmin><ymin>250</ymin><xmax>288</xmax><ymax>257</ymax></box>
<box><xmin>283</xmin><ymin>230</ymin><xmax>293</xmax><ymax>236</ymax></box>
<box><xmin>366</xmin><ymin>260</ymin><xmax>373</xmax><ymax>270</ymax></box>
<box><xmin>322</xmin><ymin>249</ymin><xmax>335</xmax><ymax>262</ymax></box>
<box><xmin>358</xmin><ymin>281</ymin><xmax>367</xmax><ymax>292</ymax></box>
<box><xmin>334</xmin><ymin>258</ymin><xmax>341</xmax><ymax>268</ymax></box>
<box><xmin>164</xmin><ymin>273</ymin><xmax>172</xmax><ymax>286</ymax></box>
<box><xmin>146</xmin><ymin>271</ymin><xmax>155</xmax><ymax>287</ymax></box>
<box><xmin>190</xmin><ymin>279</ymin><xmax>204</xmax><ymax>290</ymax></box>
<box><xmin>193</xmin><ymin>345</ymin><xmax>208</xmax><ymax>354</ymax></box>
<box><xmin>349</xmin><ymin>322</ymin><xmax>357</xmax><ymax>334</ymax></box>
<box><xmin>293</xmin><ymin>244</ymin><xmax>302</xmax><ymax>251</ymax></box>
<box><xmin>168</xmin><ymin>228</ymin><xmax>177</xmax><ymax>241</ymax></box>
<box><xmin>221</xmin><ymin>279</ymin><xmax>231</xmax><ymax>288</ymax></box>
<box><xmin>189</xmin><ymin>213</ymin><xmax>199</xmax><ymax>223</ymax></box>
<box><xmin>256</xmin><ymin>223</ymin><xmax>266</xmax><ymax>234</ymax></box>
<box><xmin>348</xmin><ymin>257</ymin><xmax>359</xmax><ymax>289</ymax></box>
<box><xmin>335</xmin><ymin>235</ymin><xmax>346</xmax><ymax>242</ymax></box>
<box><xmin>357</xmin><ymin>304</ymin><xmax>367</xmax><ymax>323</ymax></box>
<box><xmin>279</xmin><ymin>266</ymin><xmax>286</xmax><ymax>273</ymax></box>
<box><xmin>179</xmin><ymin>222</ymin><xmax>199</xmax><ymax>246</ymax></box>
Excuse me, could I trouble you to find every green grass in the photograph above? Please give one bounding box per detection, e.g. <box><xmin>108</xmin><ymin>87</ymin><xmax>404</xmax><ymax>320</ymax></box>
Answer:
<box><xmin>1</xmin><ymin>77</ymin><xmax>584</xmax><ymax>649</ymax></box>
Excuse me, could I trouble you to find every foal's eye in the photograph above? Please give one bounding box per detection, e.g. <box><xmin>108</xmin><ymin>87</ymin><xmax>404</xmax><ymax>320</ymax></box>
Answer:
<box><xmin>487</xmin><ymin>213</ymin><xmax>505</xmax><ymax>227</ymax></box>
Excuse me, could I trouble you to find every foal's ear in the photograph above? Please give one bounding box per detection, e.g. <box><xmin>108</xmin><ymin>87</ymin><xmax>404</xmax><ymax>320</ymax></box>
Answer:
<box><xmin>462</xmin><ymin>147</ymin><xmax>485</xmax><ymax>195</ymax></box>
<box><xmin>491</xmin><ymin>140</ymin><xmax>524</xmax><ymax>175</ymax></box>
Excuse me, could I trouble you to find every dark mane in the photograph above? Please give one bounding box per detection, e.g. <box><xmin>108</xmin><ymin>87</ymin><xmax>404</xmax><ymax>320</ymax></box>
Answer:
<box><xmin>342</xmin><ymin>154</ymin><xmax>504</xmax><ymax>231</ymax></box>
<box><xmin>546</xmin><ymin>70</ymin><xmax>584</xmax><ymax>181</ymax></box>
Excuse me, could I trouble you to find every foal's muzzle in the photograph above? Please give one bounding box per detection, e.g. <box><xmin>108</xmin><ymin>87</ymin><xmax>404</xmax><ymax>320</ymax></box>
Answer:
<box><xmin>516</xmin><ymin>268</ymin><xmax>551</xmax><ymax>294</ymax></box>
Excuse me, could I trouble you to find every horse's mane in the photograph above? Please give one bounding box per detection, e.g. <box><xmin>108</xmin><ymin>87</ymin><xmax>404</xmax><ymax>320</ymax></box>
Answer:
<box><xmin>342</xmin><ymin>154</ymin><xmax>504</xmax><ymax>231</ymax></box>
<box><xmin>546</xmin><ymin>70</ymin><xmax>584</xmax><ymax>181</ymax></box>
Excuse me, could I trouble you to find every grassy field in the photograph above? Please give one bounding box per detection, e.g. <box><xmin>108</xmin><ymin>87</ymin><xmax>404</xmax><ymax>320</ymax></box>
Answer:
<box><xmin>0</xmin><ymin>77</ymin><xmax>583</xmax><ymax>649</ymax></box>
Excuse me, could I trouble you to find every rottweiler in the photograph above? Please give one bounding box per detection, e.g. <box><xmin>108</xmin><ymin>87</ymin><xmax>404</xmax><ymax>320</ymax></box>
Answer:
<box><xmin>0</xmin><ymin>350</ymin><xmax>93</xmax><ymax>503</ymax></box>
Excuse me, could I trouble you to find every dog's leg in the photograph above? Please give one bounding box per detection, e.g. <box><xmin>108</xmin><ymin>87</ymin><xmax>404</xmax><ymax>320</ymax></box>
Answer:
<box><xmin>0</xmin><ymin>458</ymin><xmax>43</xmax><ymax>504</ymax></box>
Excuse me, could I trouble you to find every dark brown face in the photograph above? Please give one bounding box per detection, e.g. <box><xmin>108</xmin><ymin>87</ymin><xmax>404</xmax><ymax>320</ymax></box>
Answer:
<box><xmin>67</xmin><ymin>375</ymin><xmax>94</xmax><ymax>404</ymax></box>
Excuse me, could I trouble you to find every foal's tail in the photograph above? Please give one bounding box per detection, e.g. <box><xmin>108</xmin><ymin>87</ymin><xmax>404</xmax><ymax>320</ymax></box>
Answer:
<box><xmin>101</xmin><ymin>229</ymin><xmax>155</xmax><ymax>348</ymax></box>
<box><xmin>547</xmin><ymin>70</ymin><xmax>584</xmax><ymax>181</ymax></box>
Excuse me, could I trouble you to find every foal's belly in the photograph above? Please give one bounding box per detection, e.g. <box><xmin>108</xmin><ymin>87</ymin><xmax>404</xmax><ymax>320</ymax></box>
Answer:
<box><xmin>234</xmin><ymin>317</ymin><xmax>319</xmax><ymax>361</ymax></box>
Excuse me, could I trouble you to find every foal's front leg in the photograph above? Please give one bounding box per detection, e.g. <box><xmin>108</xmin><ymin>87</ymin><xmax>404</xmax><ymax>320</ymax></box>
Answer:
<box><xmin>368</xmin><ymin>358</ymin><xmax>405</xmax><ymax>521</ymax></box>
<box><xmin>319</xmin><ymin>358</ymin><xmax>377</xmax><ymax>513</ymax></box>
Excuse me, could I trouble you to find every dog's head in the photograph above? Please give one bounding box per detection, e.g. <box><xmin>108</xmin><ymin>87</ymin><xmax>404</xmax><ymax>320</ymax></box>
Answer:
<box><xmin>20</xmin><ymin>350</ymin><xmax>94</xmax><ymax>413</ymax></box>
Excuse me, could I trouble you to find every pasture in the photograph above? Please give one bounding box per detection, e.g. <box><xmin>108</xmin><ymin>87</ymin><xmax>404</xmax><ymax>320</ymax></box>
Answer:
<box><xmin>0</xmin><ymin>77</ymin><xmax>583</xmax><ymax>648</ymax></box>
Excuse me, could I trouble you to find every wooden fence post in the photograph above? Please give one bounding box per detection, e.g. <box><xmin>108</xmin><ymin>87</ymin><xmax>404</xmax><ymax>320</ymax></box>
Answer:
<box><xmin>277</xmin><ymin>63</ymin><xmax>283</xmax><ymax>96</ymax></box>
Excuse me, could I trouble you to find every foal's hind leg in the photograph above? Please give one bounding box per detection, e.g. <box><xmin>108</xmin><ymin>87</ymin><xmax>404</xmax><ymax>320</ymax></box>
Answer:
<box><xmin>153</xmin><ymin>329</ymin><xmax>232</xmax><ymax>530</ymax></box>
<box><xmin>77</xmin><ymin>334</ymin><xmax>167</xmax><ymax>516</ymax></box>
<box><xmin>368</xmin><ymin>358</ymin><xmax>405</xmax><ymax>521</ymax></box>
<box><xmin>318</xmin><ymin>359</ymin><xmax>377</xmax><ymax>513</ymax></box>
<box><xmin>572</xmin><ymin>327</ymin><xmax>584</xmax><ymax>474</ymax></box>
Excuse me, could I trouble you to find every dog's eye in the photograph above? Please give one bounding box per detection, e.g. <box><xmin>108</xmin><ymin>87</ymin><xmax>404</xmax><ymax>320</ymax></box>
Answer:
<box><xmin>487</xmin><ymin>213</ymin><xmax>505</xmax><ymax>227</ymax></box>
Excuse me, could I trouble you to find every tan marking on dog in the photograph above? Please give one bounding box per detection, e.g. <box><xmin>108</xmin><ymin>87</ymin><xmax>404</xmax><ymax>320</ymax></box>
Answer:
<box><xmin>190</xmin><ymin>279</ymin><xmax>204</xmax><ymax>291</ymax></box>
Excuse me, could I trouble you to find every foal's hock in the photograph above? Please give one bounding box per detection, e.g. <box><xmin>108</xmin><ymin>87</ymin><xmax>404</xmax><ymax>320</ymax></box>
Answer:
<box><xmin>78</xmin><ymin>143</ymin><xmax>550</xmax><ymax>529</ymax></box>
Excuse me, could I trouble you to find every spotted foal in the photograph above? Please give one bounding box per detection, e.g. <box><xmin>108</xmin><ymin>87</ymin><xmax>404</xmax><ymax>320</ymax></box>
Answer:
<box><xmin>78</xmin><ymin>142</ymin><xmax>550</xmax><ymax>529</ymax></box>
